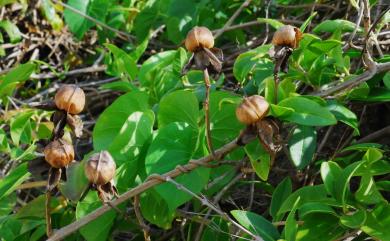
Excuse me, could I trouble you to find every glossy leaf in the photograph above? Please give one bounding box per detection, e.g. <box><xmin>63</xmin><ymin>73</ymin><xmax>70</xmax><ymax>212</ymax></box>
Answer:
<box><xmin>278</xmin><ymin>96</ymin><xmax>337</xmax><ymax>126</ymax></box>
<box><xmin>270</xmin><ymin>177</ymin><xmax>292</xmax><ymax>220</ymax></box>
<box><xmin>158</xmin><ymin>90</ymin><xmax>199</xmax><ymax>130</ymax></box>
<box><xmin>245</xmin><ymin>141</ymin><xmax>271</xmax><ymax>181</ymax></box>
<box><xmin>288</xmin><ymin>125</ymin><xmax>317</xmax><ymax>169</ymax></box>
<box><xmin>0</xmin><ymin>163</ymin><xmax>30</xmax><ymax>200</ymax></box>
<box><xmin>326</xmin><ymin>101</ymin><xmax>359</xmax><ymax>134</ymax></box>
<box><xmin>231</xmin><ymin>210</ymin><xmax>280</xmax><ymax>241</ymax></box>
<box><xmin>145</xmin><ymin>122</ymin><xmax>209</xmax><ymax>211</ymax></box>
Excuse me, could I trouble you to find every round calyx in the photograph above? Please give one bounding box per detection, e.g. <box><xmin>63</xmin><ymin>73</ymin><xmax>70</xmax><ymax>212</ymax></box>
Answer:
<box><xmin>55</xmin><ymin>85</ymin><xmax>85</xmax><ymax>114</ymax></box>
<box><xmin>185</xmin><ymin>26</ymin><xmax>214</xmax><ymax>52</ymax></box>
<box><xmin>85</xmin><ymin>151</ymin><xmax>116</xmax><ymax>186</ymax></box>
<box><xmin>272</xmin><ymin>25</ymin><xmax>302</xmax><ymax>49</ymax></box>
<box><xmin>236</xmin><ymin>95</ymin><xmax>270</xmax><ymax>125</ymax></box>
<box><xmin>44</xmin><ymin>139</ymin><xmax>74</xmax><ymax>168</ymax></box>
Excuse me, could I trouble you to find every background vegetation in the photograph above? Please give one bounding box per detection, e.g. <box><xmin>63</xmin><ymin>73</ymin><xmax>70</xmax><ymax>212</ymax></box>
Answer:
<box><xmin>0</xmin><ymin>0</ymin><xmax>389</xmax><ymax>241</ymax></box>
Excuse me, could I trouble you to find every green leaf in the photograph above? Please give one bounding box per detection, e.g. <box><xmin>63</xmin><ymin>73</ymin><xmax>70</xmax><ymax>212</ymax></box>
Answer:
<box><xmin>231</xmin><ymin>210</ymin><xmax>280</xmax><ymax>241</ymax></box>
<box><xmin>285</xmin><ymin>198</ymin><xmax>300</xmax><ymax>241</ymax></box>
<box><xmin>296</xmin><ymin>213</ymin><xmax>345</xmax><ymax>241</ymax></box>
<box><xmin>129</xmin><ymin>35</ymin><xmax>149</xmax><ymax>62</ymax></box>
<box><xmin>15</xmin><ymin>195</ymin><xmax>57</xmax><ymax>219</ymax></box>
<box><xmin>270</xmin><ymin>104</ymin><xmax>294</xmax><ymax>118</ymax></box>
<box><xmin>288</xmin><ymin>125</ymin><xmax>317</xmax><ymax>169</ymax></box>
<box><xmin>361</xmin><ymin>203</ymin><xmax>390</xmax><ymax>240</ymax></box>
<box><xmin>320</xmin><ymin>161</ymin><xmax>342</xmax><ymax>197</ymax></box>
<box><xmin>0</xmin><ymin>63</ymin><xmax>36</xmax><ymax>98</ymax></box>
<box><xmin>313</xmin><ymin>20</ymin><xmax>362</xmax><ymax>34</ymax></box>
<box><xmin>158</xmin><ymin>90</ymin><xmax>199</xmax><ymax>130</ymax></box>
<box><xmin>245</xmin><ymin>141</ymin><xmax>271</xmax><ymax>181</ymax></box>
<box><xmin>278</xmin><ymin>185</ymin><xmax>333</xmax><ymax>216</ymax></box>
<box><xmin>63</xmin><ymin>0</ymin><xmax>91</xmax><ymax>39</ymax></box>
<box><xmin>278</xmin><ymin>96</ymin><xmax>337</xmax><ymax>126</ymax></box>
<box><xmin>257</xmin><ymin>18</ymin><xmax>284</xmax><ymax>29</ymax></box>
<box><xmin>10</xmin><ymin>111</ymin><xmax>34</xmax><ymax>146</ymax></box>
<box><xmin>210</xmin><ymin>92</ymin><xmax>245</xmax><ymax>159</ymax></box>
<box><xmin>145</xmin><ymin>122</ymin><xmax>209</xmax><ymax>211</ymax></box>
<box><xmin>326</xmin><ymin>101</ymin><xmax>359</xmax><ymax>134</ymax></box>
<box><xmin>300</xmin><ymin>12</ymin><xmax>317</xmax><ymax>32</ymax></box>
<box><xmin>100</xmin><ymin>81</ymin><xmax>134</xmax><ymax>92</ymax></box>
<box><xmin>139</xmin><ymin>49</ymin><xmax>187</xmax><ymax>101</ymax></box>
<box><xmin>64</xmin><ymin>0</ymin><xmax>109</xmax><ymax>39</ymax></box>
<box><xmin>93</xmin><ymin>91</ymin><xmax>150</xmax><ymax>152</ymax></box>
<box><xmin>0</xmin><ymin>0</ymin><xmax>16</xmax><ymax>7</ymax></box>
<box><xmin>233</xmin><ymin>45</ymin><xmax>272</xmax><ymax>83</ymax></box>
<box><xmin>58</xmin><ymin>161</ymin><xmax>89</xmax><ymax>202</ymax></box>
<box><xmin>355</xmin><ymin>175</ymin><xmax>384</xmax><ymax>204</ymax></box>
<box><xmin>340</xmin><ymin>143</ymin><xmax>382</xmax><ymax>152</ymax></box>
<box><xmin>354</xmin><ymin>87</ymin><xmax>390</xmax><ymax>102</ymax></box>
<box><xmin>39</xmin><ymin>0</ymin><xmax>63</xmax><ymax>31</ymax></box>
<box><xmin>340</xmin><ymin>209</ymin><xmax>366</xmax><ymax>228</ymax></box>
<box><xmin>140</xmin><ymin>189</ymin><xmax>176</xmax><ymax>229</ymax></box>
<box><xmin>362</xmin><ymin>148</ymin><xmax>383</xmax><ymax>164</ymax></box>
<box><xmin>270</xmin><ymin>177</ymin><xmax>292</xmax><ymax>220</ymax></box>
<box><xmin>76</xmin><ymin>192</ymin><xmax>116</xmax><ymax>241</ymax></box>
<box><xmin>0</xmin><ymin>163</ymin><xmax>30</xmax><ymax>199</ymax></box>
<box><xmin>0</xmin><ymin>192</ymin><xmax>16</xmax><ymax>216</ymax></box>
<box><xmin>298</xmin><ymin>202</ymin><xmax>337</xmax><ymax>218</ymax></box>
<box><xmin>93</xmin><ymin>92</ymin><xmax>153</xmax><ymax>187</ymax></box>
<box><xmin>334</xmin><ymin>161</ymin><xmax>363</xmax><ymax>208</ymax></box>
<box><xmin>105</xmin><ymin>43</ymin><xmax>138</xmax><ymax>81</ymax></box>
<box><xmin>384</xmin><ymin>72</ymin><xmax>390</xmax><ymax>89</ymax></box>
<box><xmin>0</xmin><ymin>20</ymin><xmax>21</xmax><ymax>43</ymax></box>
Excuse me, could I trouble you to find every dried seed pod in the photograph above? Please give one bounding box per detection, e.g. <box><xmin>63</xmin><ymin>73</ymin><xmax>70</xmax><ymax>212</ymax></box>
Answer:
<box><xmin>55</xmin><ymin>85</ymin><xmax>85</xmax><ymax>114</ymax></box>
<box><xmin>272</xmin><ymin>25</ymin><xmax>302</xmax><ymax>49</ymax></box>
<box><xmin>236</xmin><ymin>95</ymin><xmax>270</xmax><ymax>125</ymax></box>
<box><xmin>85</xmin><ymin>151</ymin><xmax>116</xmax><ymax>186</ymax></box>
<box><xmin>44</xmin><ymin>139</ymin><xmax>74</xmax><ymax>168</ymax></box>
<box><xmin>185</xmin><ymin>26</ymin><xmax>214</xmax><ymax>52</ymax></box>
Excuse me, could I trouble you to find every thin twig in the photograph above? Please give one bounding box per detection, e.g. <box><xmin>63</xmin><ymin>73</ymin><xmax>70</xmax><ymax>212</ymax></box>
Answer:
<box><xmin>134</xmin><ymin>195</ymin><xmax>151</xmax><ymax>241</ymax></box>
<box><xmin>214</xmin><ymin>0</ymin><xmax>252</xmax><ymax>39</ymax></box>
<box><xmin>47</xmin><ymin>135</ymin><xmax>256</xmax><ymax>241</ymax></box>
<box><xmin>344</xmin><ymin>1</ymin><xmax>364</xmax><ymax>50</ymax></box>
<box><xmin>30</xmin><ymin>65</ymin><xmax>107</xmax><ymax>79</ymax></box>
<box><xmin>164</xmin><ymin>176</ymin><xmax>262</xmax><ymax>241</ymax></box>
<box><xmin>212</xmin><ymin>19</ymin><xmax>303</xmax><ymax>34</ymax></box>
<box><xmin>275</xmin><ymin>3</ymin><xmax>337</xmax><ymax>10</ymax></box>
<box><xmin>194</xmin><ymin>173</ymin><xmax>243</xmax><ymax>241</ymax></box>
<box><xmin>17</xmin><ymin>181</ymin><xmax>47</xmax><ymax>190</ymax></box>
<box><xmin>26</xmin><ymin>76</ymin><xmax>119</xmax><ymax>103</ymax></box>
<box><xmin>203</xmin><ymin>68</ymin><xmax>215</xmax><ymax>156</ymax></box>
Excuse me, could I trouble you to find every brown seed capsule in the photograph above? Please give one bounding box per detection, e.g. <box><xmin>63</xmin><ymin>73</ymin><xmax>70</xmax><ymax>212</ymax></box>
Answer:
<box><xmin>272</xmin><ymin>25</ymin><xmax>302</xmax><ymax>49</ymax></box>
<box><xmin>44</xmin><ymin>139</ymin><xmax>74</xmax><ymax>168</ymax></box>
<box><xmin>236</xmin><ymin>95</ymin><xmax>270</xmax><ymax>125</ymax></box>
<box><xmin>55</xmin><ymin>85</ymin><xmax>85</xmax><ymax>114</ymax></box>
<box><xmin>185</xmin><ymin>26</ymin><xmax>214</xmax><ymax>52</ymax></box>
<box><xmin>85</xmin><ymin>151</ymin><xmax>116</xmax><ymax>186</ymax></box>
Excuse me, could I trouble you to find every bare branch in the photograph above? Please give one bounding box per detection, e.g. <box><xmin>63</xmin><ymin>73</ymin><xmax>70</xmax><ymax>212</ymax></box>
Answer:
<box><xmin>214</xmin><ymin>0</ymin><xmax>252</xmax><ymax>39</ymax></box>
<box><xmin>47</xmin><ymin>135</ymin><xmax>255</xmax><ymax>241</ymax></box>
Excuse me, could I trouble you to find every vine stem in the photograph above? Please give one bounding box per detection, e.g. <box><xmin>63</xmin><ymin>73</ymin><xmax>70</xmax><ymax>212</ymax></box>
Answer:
<box><xmin>45</xmin><ymin>191</ymin><xmax>52</xmax><ymax>237</ymax></box>
<box><xmin>47</xmin><ymin>135</ymin><xmax>256</xmax><ymax>241</ymax></box>
<box><xmin>203</xmin><ymin>68</ymin><xmax>215</xmax><ymax>157</ymax></box>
